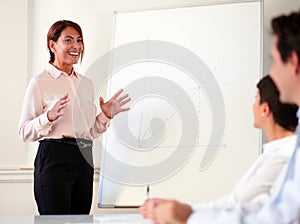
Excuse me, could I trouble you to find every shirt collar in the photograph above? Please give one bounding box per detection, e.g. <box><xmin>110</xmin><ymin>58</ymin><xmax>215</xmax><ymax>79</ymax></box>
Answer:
<box><xmin>45</xmin><ymin>63</ymin><xmax>78</xmax><ymax>79</ymax></box>
<box><xmin>263</xmin><ymin>135</ymin><xmax>296</xmax><ymax>155</ymax></box>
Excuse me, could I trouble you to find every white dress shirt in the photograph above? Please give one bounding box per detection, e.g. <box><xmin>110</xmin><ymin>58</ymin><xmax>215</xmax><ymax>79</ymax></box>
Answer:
<box><xmin>191</xmin><ymin>135</ymin><xmax>296</xmax><ymax>213</ymax></box>
<box><xmin>18</xmin><ymin>63</ymin><xmax>110</xmax><ymax>141</ymax></box>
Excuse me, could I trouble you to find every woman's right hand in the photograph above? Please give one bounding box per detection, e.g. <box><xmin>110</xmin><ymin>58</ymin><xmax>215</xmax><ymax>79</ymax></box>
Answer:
<box><xmin>47</xmin><ymin>93</ymin><xmax>70</xmax><ymax>122</ymax></box>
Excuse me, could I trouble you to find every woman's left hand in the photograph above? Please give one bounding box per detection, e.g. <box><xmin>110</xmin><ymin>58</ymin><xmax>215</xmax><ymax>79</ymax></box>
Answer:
<box><xmin>100</xmin><ymin>89</ymin><xmax>130</xmax><ymax>119</ymax></box>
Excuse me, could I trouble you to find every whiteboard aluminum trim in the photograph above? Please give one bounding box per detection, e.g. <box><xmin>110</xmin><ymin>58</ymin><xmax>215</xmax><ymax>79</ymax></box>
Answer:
<box><xmin>113</xmin><ymin>0</ymin><xmax>263</xmax><ymax>15</ymax></box>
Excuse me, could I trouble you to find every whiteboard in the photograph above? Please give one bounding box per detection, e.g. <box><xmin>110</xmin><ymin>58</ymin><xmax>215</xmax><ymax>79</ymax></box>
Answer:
<box><xmin>98</xmin><ymin>0</ymin><xmax>262</xmax><ymax>207</ymax></box>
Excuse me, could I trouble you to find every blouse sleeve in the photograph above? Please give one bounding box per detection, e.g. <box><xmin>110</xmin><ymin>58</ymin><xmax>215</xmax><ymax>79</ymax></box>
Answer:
<box><xmin>18</xmin><ymin>78</ymin><xmax>53</xmax><ymax>142</ymax></box>
<box><xmin>89</xmin><ymin>112</ymin><xmax>111</xmax><ymax>138</ymax></box>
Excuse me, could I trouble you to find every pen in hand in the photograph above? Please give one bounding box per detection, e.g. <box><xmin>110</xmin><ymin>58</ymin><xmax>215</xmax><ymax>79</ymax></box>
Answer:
<box><xmin>146</xmin><ymin>185</ymin><xmax>150</xmax><ymax>200</ymax></box>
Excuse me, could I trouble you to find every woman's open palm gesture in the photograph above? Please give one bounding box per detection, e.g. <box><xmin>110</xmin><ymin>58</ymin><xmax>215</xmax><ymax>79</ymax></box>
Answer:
<box><xmin>100</xmin><ymin>89</ymin><xmax>130</xmax><ymax>119</ymax></box>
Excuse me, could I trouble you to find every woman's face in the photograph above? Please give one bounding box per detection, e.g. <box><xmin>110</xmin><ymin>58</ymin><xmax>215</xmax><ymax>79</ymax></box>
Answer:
<box><xmin>253</xmin><ymin>91</ymin><xmax>264</xmax><ymax>129</ymax></box>
<box><xmin>50</xmin><ymin>26</ymin><xmax>83</xmax><ymax>68</ymax></box>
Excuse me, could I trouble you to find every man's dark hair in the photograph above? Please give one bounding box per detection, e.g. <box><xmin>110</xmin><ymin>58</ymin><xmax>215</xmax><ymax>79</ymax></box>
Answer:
<box><xmin>271</xmin><ymin>10</ymin><xmax>300</xmax><ymax>63</ymax></box>
<box><xmin>257</xmin><ymin>75</ymin><xmax>298</xmax><ymax>132</ymax></box>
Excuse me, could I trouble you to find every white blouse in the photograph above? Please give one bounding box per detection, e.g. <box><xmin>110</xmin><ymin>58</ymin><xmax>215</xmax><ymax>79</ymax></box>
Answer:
<box><xmin>191</xmin><ymin>135</ymin><xmax>297</xmax><ymax>213</ymax></box>
<box><xmin>18</xmin><ymin>63</ymin><xmax>110</xmax><ymax>141</ymax></box>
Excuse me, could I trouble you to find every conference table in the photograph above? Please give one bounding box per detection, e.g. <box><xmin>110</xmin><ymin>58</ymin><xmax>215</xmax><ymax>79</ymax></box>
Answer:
<box><xmin>0</xmin><ymin>209</ymin><xmax>152</xmax><ymax>224</ymax></box>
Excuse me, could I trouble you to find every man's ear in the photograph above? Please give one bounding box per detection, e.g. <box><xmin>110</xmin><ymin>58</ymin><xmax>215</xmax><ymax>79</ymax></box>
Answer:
<box><xmin>289</xmin><ymin>51</ymin><xmax>300</xmax><ymax>75</ymax></box>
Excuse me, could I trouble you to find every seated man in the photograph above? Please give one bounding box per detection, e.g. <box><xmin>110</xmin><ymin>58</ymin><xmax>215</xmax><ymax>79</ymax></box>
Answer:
<box><xmin>140</xmin><ymin>10</ymin><xmax>300</xmax><ymax>224</ymax></box>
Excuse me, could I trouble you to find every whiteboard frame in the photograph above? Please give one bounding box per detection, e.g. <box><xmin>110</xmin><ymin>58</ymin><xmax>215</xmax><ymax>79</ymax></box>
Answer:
<box><xmin>98</xmin><ymin>0</ymin><xmax>263</xmax><ymax>208</ymax></box>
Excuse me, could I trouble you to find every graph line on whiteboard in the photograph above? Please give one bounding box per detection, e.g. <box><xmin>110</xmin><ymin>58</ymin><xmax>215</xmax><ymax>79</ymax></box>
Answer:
<box><xmin>86</xmin><ymin>40</ymin><xmax>227</xmax><ymax>184</ymax></box>
<box><xmin>131</xmin><ymin>84</ymin><xmax>227</xmax><ymax>150</ymax></box>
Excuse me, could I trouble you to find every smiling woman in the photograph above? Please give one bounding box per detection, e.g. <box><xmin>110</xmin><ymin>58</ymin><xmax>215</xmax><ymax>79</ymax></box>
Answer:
<box><xmin>47</xmin><ymin>22</ymin><xmax>84</xmax><ymax>74</ymax></box>
<box><xmin>18</xmin><ymin>20</ymin><xmax>131</xmax><ymax>215</ymax></box>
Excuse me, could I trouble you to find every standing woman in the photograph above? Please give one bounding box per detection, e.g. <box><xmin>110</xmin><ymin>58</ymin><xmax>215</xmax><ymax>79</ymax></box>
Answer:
<box><xmin>18</xmin><ymin>20</ymin><xmax>130</xmax><ymax>215</ymax></box>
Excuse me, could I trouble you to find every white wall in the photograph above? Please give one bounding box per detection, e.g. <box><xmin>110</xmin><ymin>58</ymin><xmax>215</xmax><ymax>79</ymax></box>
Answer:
<box><xmin>0</xmin><ymin>0</ymin><xmax>27</xmax><ymax>168</ymax></box>
<box><xmin>0</xmin><ymin>170</ymin><xmax>100</xmax><ymax>215</ymax></box>
<box><xmin>1</xmin><ymin>0</ymin><xmax>300</xmax><ymax>215</ymax></box>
